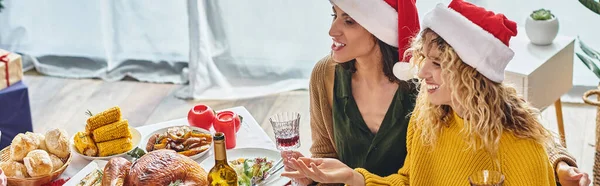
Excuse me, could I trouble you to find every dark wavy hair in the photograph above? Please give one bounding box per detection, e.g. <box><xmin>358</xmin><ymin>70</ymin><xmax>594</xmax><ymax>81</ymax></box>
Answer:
<box><xmin>339</xmin><ymin>38</ymin><xmax>400</xmax><ymax>83</ymax></box>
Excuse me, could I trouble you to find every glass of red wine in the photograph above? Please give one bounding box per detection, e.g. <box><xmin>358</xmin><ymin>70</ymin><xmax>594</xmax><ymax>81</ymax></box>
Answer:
<box><xmin>269</xmin><ymin>112</ymin><xmax>301</xmax><ymax>186</ymax></box>
<box><xmin>269</xmin><ymin>112</ymin><xmax>301</xmax><ymax>151</ymax></box>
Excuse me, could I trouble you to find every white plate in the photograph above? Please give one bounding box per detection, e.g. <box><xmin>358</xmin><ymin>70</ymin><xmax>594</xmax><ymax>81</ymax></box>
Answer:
<box><xmin>70</xmin><ymin>127</ymin><xmax>142</xmax><ymax>161</ymax></box>
<box><xmin>141</xmin><ymin>125</ymin><xmax>213</xmax><ymax>160</ymax></box>
<box><xmin>200</xmin><ymin>148</ymin><xmax>290</xmax><ymax>186</ymax></box>
<box><xmin>63</xmin><ymin>160</ymin><xmax>108</xmax><ymax>186</ymax></box>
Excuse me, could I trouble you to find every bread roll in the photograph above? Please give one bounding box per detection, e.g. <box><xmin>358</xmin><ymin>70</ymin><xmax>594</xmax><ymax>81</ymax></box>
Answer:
<box><xmin>49</xmin><ymin>154</ymin><xmax>64</xmax><ymax>172</ymax></box>
<box><xmin>10</xmin><ymin>133</ymin><xmax>38</xmax><ymax>161</ymax></box>
<box><xmin>23</xmin><ymin>150</ymin><xmax>54</xmax><ymax>177</ymax></box>
<box><xmin>26</xmin><ymin>132</ymin><xmax>47</xmax><ymax>151</ymax></box>
<box><xmin>44</xmin><ymin>129</ymin><xmax>70</xmax><ymax>158</ymax></box>
<box><xmin>102</xmin><ymin>157</ymin><xmax>131</xmax><ymax>186</ymax></box>
<box><xmin>0</xmin><ymin>167</ymin><xmax>7</xmax><ymax>186</ymax></box>
<box><xmin>0</xmin><ymin>161</ymin><xmax>29</xmax><ymax>178</ymax></box>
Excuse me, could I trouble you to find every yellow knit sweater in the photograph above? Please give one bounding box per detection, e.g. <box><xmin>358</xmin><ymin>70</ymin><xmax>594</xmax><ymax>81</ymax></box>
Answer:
<box><xmin>355</xmin><ymin>112</ymin><xmax>557</xmax><ymax>186</ymax></box>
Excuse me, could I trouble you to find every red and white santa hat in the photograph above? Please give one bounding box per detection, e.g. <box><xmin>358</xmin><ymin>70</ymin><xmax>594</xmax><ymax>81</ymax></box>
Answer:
<box><xmin>329</xmin><ymin>0</ymin><xmax>421</xmax><ymax>80</ymax></box>
<box><xmin>421</xmin><ymin>0</ymin><xmax>518</xmax><ymax>83</ymax></box>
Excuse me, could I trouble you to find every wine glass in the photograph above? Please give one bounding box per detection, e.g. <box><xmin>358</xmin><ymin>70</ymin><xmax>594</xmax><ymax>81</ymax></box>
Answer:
<box><xmin>269</xmin><ymin>112</ymin><xmax>301</xmax><ymax>186</ymax></box>
<box><xmin>469</xmin><ymin>170</ymin><xmax>504</xmax><ymax>186</ymax></box>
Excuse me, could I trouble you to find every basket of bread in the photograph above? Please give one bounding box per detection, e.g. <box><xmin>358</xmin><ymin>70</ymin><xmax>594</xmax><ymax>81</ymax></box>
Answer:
<box><xmin>0</xmin><ymin>129</ymin><xmax>71</xmax><ymax>186</ymax></box>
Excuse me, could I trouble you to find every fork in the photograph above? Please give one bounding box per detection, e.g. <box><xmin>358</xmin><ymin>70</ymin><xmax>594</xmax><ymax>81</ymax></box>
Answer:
<box><xmin>253</xmin><ymin>158</ymin><xmax>285</xmax><ymax>186</ymax></box>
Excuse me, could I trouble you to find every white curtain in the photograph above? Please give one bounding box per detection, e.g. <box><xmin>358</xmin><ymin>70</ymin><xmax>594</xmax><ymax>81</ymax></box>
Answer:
<box><xmin>177</xmin><ymin>0</ymin><xmax>332</xmax><ymax>100</ymax></box>
<box><xmin>0</xmin><ymin>0</ymin><xmax>190</xmax><ymax>83</ymax></box>
<box><xmin>1</xmin><ymin>0</ymin><xmax>598</xmax><ymax>101</ymax></box>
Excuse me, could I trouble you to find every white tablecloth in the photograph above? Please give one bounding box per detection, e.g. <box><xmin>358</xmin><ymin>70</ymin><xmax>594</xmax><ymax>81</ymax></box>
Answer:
<box><xmin>61</xmin><ymin>106</ymin><xmax>277</xmax><ymax>179</ymax></box>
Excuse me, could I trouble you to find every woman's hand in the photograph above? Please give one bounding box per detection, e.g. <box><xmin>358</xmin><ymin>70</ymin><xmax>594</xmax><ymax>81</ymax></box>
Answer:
<box><xmin>556</xmin><ymin>161</ymin><xmax>591</xmax><ymax>186</ymax></box>
<box><xmin>281</xmin><ymin>157</ymin><xmax>364</xmax><ymax>185</ymax></box>
<box><xmin>280</xmin><ymin>151</ymin><xmax>314</xmax><ymax>185</ymax></box>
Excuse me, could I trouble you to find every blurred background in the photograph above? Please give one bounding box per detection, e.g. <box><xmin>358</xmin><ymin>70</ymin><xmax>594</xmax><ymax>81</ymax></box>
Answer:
<box><xmin>0</xmin><ymin>0</ymin><xmax>598</xmax><ymax>101</ymax></box>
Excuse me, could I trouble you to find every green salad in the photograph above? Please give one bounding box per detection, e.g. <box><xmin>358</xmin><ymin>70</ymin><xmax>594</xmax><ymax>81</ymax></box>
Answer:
<box><xmin>229</xmin><ymin>157</ymin><xmax>274</xmax><ymax>186</ymax></box>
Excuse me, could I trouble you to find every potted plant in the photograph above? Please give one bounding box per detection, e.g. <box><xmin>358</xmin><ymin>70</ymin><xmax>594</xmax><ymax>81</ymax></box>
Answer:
<box><xmin>577</xmin><ymin>0</ymin><xmax>600</xmax><ymax>86</ymax></box>
<box><xmin>577</xmin><ymin>0</ymin><xmax>600</xmax><ymax>77</ymax></box>
<box><xmin>578</xmin><ymin>38</ymin><xmax>600</xmax><ymax>186</ymax></box>
<box><xmin>577</xmin><ymin>1</ymin><xmax>600</xmax><ymax>185</ymax></box>
<box><xmin>525</xmin><ymin>9</ymin><xmax>559</xmax><ymax>45</ymax></box>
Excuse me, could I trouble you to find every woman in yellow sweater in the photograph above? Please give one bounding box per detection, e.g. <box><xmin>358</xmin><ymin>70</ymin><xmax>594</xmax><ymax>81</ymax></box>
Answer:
<box><xmin>282</xmin><ymin>1</ymin><xmax>591</xmax><ymax>185</ymax></box>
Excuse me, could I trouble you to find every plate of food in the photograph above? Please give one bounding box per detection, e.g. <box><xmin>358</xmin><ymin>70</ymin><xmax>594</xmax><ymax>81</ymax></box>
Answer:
<box><xmin>71</xmin><ymin>126</ymin><xmax>141</xmax><ymax>161</ymax></box>
<box><xmin>67</xmin><ymin>149</ymin><xmax>210</xmax><ymax>186</ymax></box>
<box><xmin>71</xmin><ymin>106</ymin><xmax>141</xmax><ymax>160</ymax></box>
<box><xmin>143</xmin><ymin>125</ymin><xmax>213</xmax><ymax>160</ymax></box>
<box><xmin>200</xmin><ymin>148</ymin><xmax>289</xmax><ymax>186</ymax></box>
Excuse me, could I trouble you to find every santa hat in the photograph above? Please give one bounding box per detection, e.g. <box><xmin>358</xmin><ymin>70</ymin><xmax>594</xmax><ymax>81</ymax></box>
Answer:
<box><xmin>329</xmin><ymin>0</ymin><xmax>421</xmax><ymax>80</ymax></box>
<box><xmin>421</xmin><ymin>0</ymin><xmax>518</xmax><ymax>83</ymax></box>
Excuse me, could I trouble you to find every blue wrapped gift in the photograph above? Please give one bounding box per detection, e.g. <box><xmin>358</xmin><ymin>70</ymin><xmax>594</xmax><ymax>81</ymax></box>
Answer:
<box><xmin>0</xmin><ymin>81</ymin><xmax>33</xmax><ymax>149</ymax></box>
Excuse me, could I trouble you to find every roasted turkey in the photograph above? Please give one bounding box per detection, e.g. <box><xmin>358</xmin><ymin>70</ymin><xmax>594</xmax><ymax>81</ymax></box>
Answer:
<box><xmin>102</xmin><ymin>149</ymin><xmax>208</xmax><ymax>186</ymax></box>
<box><xmin>102</xmin><ymin>157</ymin><xmax>131</xmax><ymax>186</ymax></box>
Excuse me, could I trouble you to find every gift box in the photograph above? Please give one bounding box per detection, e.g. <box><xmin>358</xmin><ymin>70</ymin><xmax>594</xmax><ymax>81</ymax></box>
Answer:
<box><xmin>0</xmin><ymin>49</ymin><xmax>24</xmax><ymax>91</ymax></box>
<box><xmin>0</xmin><ymin>81</ymin><xmax>33</xmax><ymax>149</ymax></box>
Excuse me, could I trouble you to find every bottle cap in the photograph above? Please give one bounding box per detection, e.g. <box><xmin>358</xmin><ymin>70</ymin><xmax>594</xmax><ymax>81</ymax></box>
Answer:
<box><xmin>214</xmin><ymin>132</ymin><xmax>225</xmax><ymax>140</ymax></box>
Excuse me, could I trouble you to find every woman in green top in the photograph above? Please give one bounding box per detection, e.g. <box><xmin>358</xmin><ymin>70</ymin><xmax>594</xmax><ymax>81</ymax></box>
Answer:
<box><xmin>282</xmin><ymin>0</ymin><xmax>587</xmax><ymax>185</ymax></box>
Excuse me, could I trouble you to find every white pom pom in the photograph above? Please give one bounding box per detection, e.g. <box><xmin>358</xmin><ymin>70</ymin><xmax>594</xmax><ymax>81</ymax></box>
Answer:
<box><xmin>393</xmin><ymin>62</ymin><xmax>416</xmax><ymax>81</ymax></box>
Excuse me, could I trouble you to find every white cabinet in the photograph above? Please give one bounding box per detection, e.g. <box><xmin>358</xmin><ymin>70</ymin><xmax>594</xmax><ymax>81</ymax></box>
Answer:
<box><xmin>505</xmin><ymin>31</ymin><xmax>575</xmax><ymax>110</ymax></box>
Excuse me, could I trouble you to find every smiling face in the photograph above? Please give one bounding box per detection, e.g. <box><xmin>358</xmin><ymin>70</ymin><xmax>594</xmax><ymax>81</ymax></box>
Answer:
<box><xmin>416</xmin><ymin>31</ymin><xmax>453</xmax><ymax>106</ymax></box>
<box><xmin>329</xmin><ymin>5</ymin><xmax>379</xmax><ymax>63</ymax></box>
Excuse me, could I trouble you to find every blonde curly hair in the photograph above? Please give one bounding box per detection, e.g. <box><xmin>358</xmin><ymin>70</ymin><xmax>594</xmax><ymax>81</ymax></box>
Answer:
<box><xmin>405</xmin><ymin>28</ymin><xmax>552</xmax><ymax>155</ymax></box>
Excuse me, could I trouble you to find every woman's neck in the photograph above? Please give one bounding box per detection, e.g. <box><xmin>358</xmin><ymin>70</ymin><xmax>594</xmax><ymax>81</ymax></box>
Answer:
<box><xmin>449</xmin><ymin>102</ymin><xmax>465</xmax><ymax>119</ymax></box>
<box><xmin>353</xmin><ymin>53</ymin><xmax>389</xmax><ymax>86</ymax></box>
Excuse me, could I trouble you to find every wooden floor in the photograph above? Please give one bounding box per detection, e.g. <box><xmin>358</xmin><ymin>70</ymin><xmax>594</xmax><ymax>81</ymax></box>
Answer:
<box><xmin>22</xmin><ymin>71</ymin><xmax>598</xmax><ymax>179</ymax></box>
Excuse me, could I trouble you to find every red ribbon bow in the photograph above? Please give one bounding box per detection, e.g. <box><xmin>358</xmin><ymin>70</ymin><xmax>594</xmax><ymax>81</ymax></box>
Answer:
<box><xmin>0</xmin><ymin>53</ymin><xmax>11</xmax><ymax>87</ymax></box>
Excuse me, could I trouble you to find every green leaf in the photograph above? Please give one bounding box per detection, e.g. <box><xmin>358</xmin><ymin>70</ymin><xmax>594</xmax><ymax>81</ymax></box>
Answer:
<box><xmin>85</xmin><ymin>110</ymin><xmax>94</xmax><ymax>117</ymax></box>
<box><xmin>576</xmin><ymin>53</ymin><xmax>600</xmax><ymax>79</ymax></box>
<box><xmin>580</xmin><ymin>0</ymin><xmax>600</xmax><ymax>15</ymax></box>
<box><xmin>168</xmin><ymin>180</ymin><xmax>182</xmax><ymax>186</ymax></box>
<box><xmin>127</xmin><ymin>147</ymin><xmax>146</xmax><ymax>159</ymax></box>
<box><xmin>243</xmin><ymin>159</ymin><xmax>252</xmax><ymax>177</ymax></box>
<box><xmin>579</xmin><ymin>38</ymin><xmax>600</xmax><ymax>61</ymax></box>
<box><xmin>530</xmin><ymin>9</ymin><xmax>554</xmax><ymax>20</ymax></box>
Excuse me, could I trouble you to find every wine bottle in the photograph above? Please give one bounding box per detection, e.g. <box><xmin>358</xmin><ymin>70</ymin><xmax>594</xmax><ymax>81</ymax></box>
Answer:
<box><xmin>207</xmin><ymin>132</ymin><xmax>238</xmax><ymax>186</ymax></box>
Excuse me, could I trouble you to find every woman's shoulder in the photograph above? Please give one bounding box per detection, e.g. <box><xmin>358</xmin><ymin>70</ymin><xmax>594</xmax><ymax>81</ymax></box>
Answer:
<box><xmin>309</xmin><ymin>55</ymin><xmax>337</xmax><ymax>108</ymax></box>
<box><xmin>499</xmin><ymin>132</ymin><xmax>549</xmax><ymax>163</ymax></box>
<box><xmin>311</xmin><ymin>54</ymin><xmax>337</xmax><ymax>79</ymax></box>
<box><xmin>499</xmin><ymin>132</ymin><xmax>556</xmax><ymax>184</ymax></box>
<box><xmin>310</xmin><ymin>54</ymin><xmax>337</xmax><ymax>88</ymax></box>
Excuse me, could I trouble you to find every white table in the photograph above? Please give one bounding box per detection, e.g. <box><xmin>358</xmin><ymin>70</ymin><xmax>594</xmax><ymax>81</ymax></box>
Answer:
<box><xmin>505</xmin><ymin>28</ymin><xmax>575</xmax><ymax>146</ymax></box>
<box><xmin>62</xmin><ymin>106</ymin><xmax>277</xmax><ymax>179</ymax></box>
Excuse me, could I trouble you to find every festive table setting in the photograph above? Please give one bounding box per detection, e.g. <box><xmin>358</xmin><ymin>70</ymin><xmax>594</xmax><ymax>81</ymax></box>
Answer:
<box><xmin>0</xmin><ymin>50</ymin><xmax>296</xmax><ymax>185</ymax></box>
<box><xmin>2</xmin><ymin>103</ymin><xmax>294</xmax><ymax>186</ymax></box>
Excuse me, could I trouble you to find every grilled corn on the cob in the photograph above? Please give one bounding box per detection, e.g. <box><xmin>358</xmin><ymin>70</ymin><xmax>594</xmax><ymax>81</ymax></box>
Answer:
<box><xmin>92</xmin><ymin>119</ymin><xmax>131</xmax><ymax>142</ymax></box>
<box><xmin>96</xmin><ymin>137</ymin><xmax>133</xmax><ymax>157</ymax></box>
<box><xmin>86</xmin><ymin>106</ymin><xmax>121</xmax><ymax>133</ymax></box>
<box><xmin>73</xmin><ymin>132</ymin><xmax>98</xmax><ymax>156</ymax></box>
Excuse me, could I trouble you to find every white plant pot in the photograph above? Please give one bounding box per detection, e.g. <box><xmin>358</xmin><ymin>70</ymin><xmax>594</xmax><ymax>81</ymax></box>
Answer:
<box><xmin>525</xmin><ymin>16</ymin><xmax>559</xmax><ymax>45</ymax></box>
